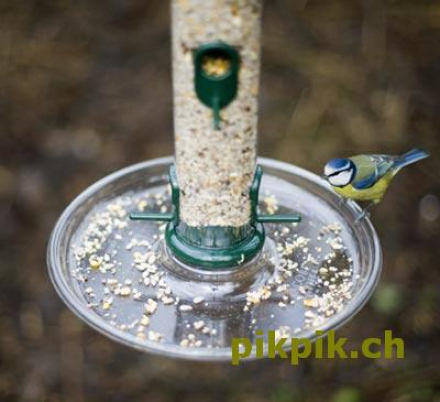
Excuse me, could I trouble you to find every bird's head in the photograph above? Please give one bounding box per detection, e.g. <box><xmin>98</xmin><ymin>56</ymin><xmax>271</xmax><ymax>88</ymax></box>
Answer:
<box><xmin>323</xmin><ymin>158</ymin><xmax>356</xmax><ymax>187</ymax></box>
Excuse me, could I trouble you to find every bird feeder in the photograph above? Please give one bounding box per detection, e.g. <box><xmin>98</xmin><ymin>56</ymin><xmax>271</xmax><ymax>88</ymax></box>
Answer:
<box><xmin>48</xmin><ymin>0</ymin><xmax>382</xmax><ymax>360</ymax></box>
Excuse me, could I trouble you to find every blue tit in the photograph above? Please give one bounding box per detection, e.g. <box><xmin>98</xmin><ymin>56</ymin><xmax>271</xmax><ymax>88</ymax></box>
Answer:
<box><xmin>323</xmin><ymin>149</ymin><xmax>429</xmax><ymax>214</ymax></box>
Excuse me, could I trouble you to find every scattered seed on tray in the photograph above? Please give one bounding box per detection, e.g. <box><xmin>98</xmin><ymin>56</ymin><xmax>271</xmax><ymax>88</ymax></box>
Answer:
<box><xmin>71</xmin><ymin>183</ymin><xmax>355</xmax><ymax>349</ymax></box>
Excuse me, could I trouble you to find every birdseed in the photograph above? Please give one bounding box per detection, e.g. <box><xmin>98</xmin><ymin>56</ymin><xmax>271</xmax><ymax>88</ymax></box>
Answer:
<box><xmin>202</xmin><ymin>55</ymin><xmax>231</xmax><ymax>77</ymax></box>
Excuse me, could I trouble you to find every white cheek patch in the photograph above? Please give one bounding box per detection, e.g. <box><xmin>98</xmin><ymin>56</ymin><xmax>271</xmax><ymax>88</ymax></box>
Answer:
<box><xmin>324</xmin><ymin>165</ymin><xmax>334</xmax><ymax>176</ymax></box>
<box><xmin>329</xmin><ymin>171</ymin><xmax>352</xmax><ymax>187</ymax></box>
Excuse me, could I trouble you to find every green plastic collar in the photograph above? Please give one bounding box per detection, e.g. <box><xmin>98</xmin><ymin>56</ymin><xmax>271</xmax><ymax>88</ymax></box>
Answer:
<box><xmin>130</xmin><ymin>165</ymin><xmax>301</xmax><ymax>269</ymax></box>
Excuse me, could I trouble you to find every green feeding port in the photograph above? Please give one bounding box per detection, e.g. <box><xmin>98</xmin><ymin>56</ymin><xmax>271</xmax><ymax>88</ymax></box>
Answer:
<box><xmin>194</xmin><ymin>42</ymin><xmax>240</xmax><ymax>130</ymax></box>
<box><xmin>130</xmin><ymin>165</ymin><xmax>301</xmax><ymax>269</ymax></box>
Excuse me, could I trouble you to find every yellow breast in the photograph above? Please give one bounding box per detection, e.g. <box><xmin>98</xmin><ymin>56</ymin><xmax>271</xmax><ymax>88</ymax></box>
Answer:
<box><xmin>333</xmin><ymin>172</ymin><xmax>395</xmax><ymax>203</ymax></box>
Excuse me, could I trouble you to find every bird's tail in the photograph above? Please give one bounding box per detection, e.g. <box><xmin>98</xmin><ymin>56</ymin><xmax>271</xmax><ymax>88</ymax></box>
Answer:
<box><xmin>394</xmin><ymin>148</ymin><xmax>429</xmax><ymax>169</ymax></box>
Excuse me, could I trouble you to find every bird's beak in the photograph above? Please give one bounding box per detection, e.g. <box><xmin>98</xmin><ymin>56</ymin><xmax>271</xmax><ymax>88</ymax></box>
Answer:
<box><xmin>321</xmin><ymin>175</ymin><xmax>328</xmax><ymax>181</ymax></box>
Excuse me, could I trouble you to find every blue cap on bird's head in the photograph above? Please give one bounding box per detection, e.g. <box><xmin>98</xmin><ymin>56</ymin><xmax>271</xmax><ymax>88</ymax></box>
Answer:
<box><xmin>324</xmin><ymin>158</ymin><xmax>354</xmax><ymax>177</ymax></box>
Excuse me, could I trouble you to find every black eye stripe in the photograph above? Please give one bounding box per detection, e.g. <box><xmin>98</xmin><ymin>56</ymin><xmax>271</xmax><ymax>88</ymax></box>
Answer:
<box><xmin>328</xmin><ymin>169</ymin><xmax>349</xmax><ymax>178</ymax></box>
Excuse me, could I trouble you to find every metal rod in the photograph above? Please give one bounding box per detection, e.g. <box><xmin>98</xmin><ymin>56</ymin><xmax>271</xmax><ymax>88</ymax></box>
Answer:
<box><xmin>257</xmin><ymin>215</ymin><xmax>301</xmax><ymax>223</ymax></box>
<box><xmin>130</xmin><ymin>212</ymin><xmax>175</xmax><ymax>222</ymax></box>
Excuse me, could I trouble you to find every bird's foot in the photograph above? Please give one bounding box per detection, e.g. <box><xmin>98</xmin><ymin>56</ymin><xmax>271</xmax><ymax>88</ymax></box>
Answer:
<box><xmin>355</xmin><ymin>201</ymin><xmax>376</xmax><ymax>223</ymax></box>
<box><xmin>355</xmin><ymin>209</ymin><xmax>371</xmax><ymax>223</ymax></box>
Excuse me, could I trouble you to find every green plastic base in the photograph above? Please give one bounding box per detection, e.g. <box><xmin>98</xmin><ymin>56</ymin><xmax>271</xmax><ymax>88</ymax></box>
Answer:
<box><xmin>165</xmin><ymin>221</ymin><xmax>265</xmax><ymax>269</ymax></box>
<box><xmin>130</xmin><ymin>164</ymin><xmax>300</xmax><ymax>270</ymax></box>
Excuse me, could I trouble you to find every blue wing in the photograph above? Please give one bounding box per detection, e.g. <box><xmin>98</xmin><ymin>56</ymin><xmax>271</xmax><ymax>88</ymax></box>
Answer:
<box><xmin>351</xmin><ymin>173</ymin><xmax>377</xmax><ymax>190</ymax></box>
<box><xmin>350</xmin><ymin>154</ymin><xmax>396</xmax><ymax>190</ymax></box>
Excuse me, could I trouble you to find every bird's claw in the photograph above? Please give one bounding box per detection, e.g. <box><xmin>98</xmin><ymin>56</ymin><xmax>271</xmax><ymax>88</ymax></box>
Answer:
<box><xmin>355</xmin><ymin>201</ymin><xmax>376</xmax><ymax>223</ymax></box>
<box><xmin>355</xmin><ymin>210</ymin><xmax>370</xmax><ymax>223</ymax></box>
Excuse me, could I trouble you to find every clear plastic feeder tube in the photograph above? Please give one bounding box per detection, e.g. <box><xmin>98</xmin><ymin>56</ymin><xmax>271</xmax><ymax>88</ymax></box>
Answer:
<box><xmin>172</xmin><ymin>0</ymin><xmax>262</xmax><ymax>228</ymax></box>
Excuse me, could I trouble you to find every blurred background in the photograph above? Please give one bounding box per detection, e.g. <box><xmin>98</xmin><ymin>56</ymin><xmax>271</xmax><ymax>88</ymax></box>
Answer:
<box><xmin>1</xmin><ymin>0</ymin><xmax>439</xmax><ymax>401</ymax></box>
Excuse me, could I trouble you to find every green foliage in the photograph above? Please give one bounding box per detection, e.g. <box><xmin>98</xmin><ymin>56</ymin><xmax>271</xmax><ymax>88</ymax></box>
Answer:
<box><xmin>331</xmin><ymin>386</ymin><xmax>362</xmax><ymax>402</ymax></box>
<box><xmin>371</xmin><ymin>283</ymin><xmax>404</xmax><ymax>315</ymax></box>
